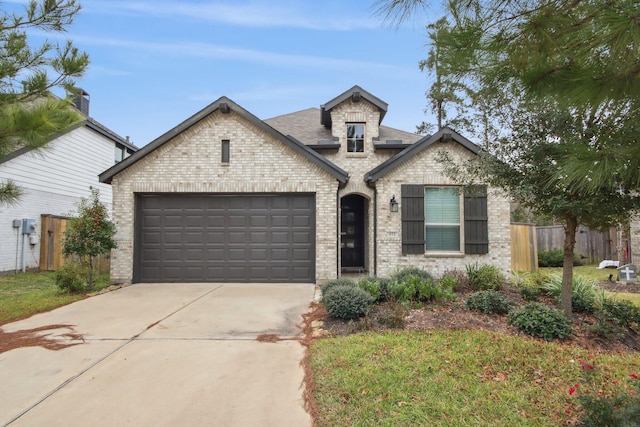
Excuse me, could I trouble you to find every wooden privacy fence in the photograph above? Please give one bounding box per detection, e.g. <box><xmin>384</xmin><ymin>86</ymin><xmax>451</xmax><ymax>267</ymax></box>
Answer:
<box><xmin>536</xmin><ymin>225</ymin><xmax>618</xmax><ymax>265</ymax></box>
<box><xmin>39</xmin><ymin>214</ymin><xmax>110</xmax><ymax>273</ymax></box>
<box><xmin>511</xmin><ymin>224</ymin><xmax>538</xmax><ymax>272</ymax></box>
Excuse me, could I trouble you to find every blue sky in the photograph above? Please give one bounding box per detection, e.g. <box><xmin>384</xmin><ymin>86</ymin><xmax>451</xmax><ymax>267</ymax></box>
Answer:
<box><xmin>24</xmin><ymin>1</ymin><xmax>440</xmax><ymax>147</ymax></box>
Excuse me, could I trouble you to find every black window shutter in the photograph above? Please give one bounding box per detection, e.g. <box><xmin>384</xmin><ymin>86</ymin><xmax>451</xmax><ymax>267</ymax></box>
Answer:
<box><xmin>401</xmin><ymin>185</ymin><xmax>425</xmax><ymax>254</ymax></box>
<box><xmin>464</xmin><ymin>185</ymin><xmax>489</xmax><ymax>254</ymax></box>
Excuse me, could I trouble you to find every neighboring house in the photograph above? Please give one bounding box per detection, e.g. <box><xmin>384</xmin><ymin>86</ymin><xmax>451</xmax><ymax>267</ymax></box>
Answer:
<box><xmin>100</xmin><ymin>86</ymin><xmax>511</xmax><ymax>284</ymax></box>
<box><xmin>0</xmin><ymin>92</ymin><xmax>137</xmax><ymax>274</ymax></box>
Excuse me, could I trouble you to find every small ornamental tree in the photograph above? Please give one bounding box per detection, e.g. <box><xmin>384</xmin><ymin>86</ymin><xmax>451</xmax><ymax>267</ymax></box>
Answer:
<box><xmin>62</xmin><ymin>188</ymin><xmax>116</xmax><ymax>291</ymax></box>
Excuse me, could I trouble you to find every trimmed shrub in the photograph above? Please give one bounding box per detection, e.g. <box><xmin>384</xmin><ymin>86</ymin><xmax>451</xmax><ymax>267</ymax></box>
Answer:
<box><xmin>321</xmin><ymin>278</ymin><xmax>356</xmax><ymax>300</ymax></box>
<box><xmin>55</xmin><ymin>262</ymin><xmax>89</xmax><ymax>294</ymax></box>
<box><xmin>466</xmin><ymin>290</ymin><xmax>513</xmax><ymax>315</ymax></box>
<box><xmin>322</xmin><ymin>285</ymin><xmax>374</xmax><ymax>320</ymax></box>
<box><xmin>541</xmin><ymin>274</ymin><xmax>598</xmax><ymax>313</ymax></box>
<box><xmin>391</xmin><ymin>266</ymin><xmax>434</xmax><ymax>282</ymax></box>
<box><xmin>508</xmin><ymin>302</ymin><xmax>574</xmax><ymax>341</ymax></box>
<box><xmin>537</xmin><ymin>248</ymin><xmax>583</xmax><ymax>267</ymax></box>
<box><xmin>466</xmin><ymin>263</ymin><xmax>505</xmax><ymax>291</ymax></box>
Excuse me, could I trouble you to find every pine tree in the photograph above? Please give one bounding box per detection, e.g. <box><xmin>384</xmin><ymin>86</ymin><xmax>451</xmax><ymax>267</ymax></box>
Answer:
<box><xmin>0</xmin><ymin>0</ymin><xmax>89</xmax><ymax>205</ymax></box>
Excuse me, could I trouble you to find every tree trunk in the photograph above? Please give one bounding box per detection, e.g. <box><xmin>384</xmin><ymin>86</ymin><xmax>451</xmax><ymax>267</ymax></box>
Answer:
<box><xmin>561</xmin><ymin>215</ymin><xmax>578</xmax><ymax>319</ymax></box>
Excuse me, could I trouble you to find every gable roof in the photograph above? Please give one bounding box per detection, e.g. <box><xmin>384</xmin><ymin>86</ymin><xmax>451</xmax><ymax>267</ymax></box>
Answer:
<box><xmin>321</xmin><ymin>85</ymin><xmax>388</xmax><ymax>128</ymax></box>
<box><xmin>0</xmin><ymin>117</ymin><xmax>136</xmax><ymax>166</ymax></box>
<box><xmin>265</xmin><ymin>107</ymin><xmax>421</xmax><ymax>146</ymax></box>
<box><xmin>99</xmin><ymin>97</ymin><xmax>349</xmax><ymax>185</ymax></box>
<box><xmin>365</xmin><ymin>127</ymin><xmax>480</xmax><ymax>183</ymax></box>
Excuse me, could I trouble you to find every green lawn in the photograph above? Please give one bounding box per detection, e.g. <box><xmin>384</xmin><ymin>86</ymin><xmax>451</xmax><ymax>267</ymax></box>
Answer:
<box><xmin>0</xmin><ymin>271</ymin><xmax>110</xmax><ymax>324</ymax></box>
<box><xmin>310</xmin><ymin>330</ymin><xmax>640</xmax><ymax>426</ymax></box>
<box><xmin>540</xmin><ymin>264</ymin><xmax>640</xmax><ymax>307</ymax></box>
<box><xmin>539</xmin><ymin>264</ymin><xmax>619</xmax><ymax>283</ymax></box>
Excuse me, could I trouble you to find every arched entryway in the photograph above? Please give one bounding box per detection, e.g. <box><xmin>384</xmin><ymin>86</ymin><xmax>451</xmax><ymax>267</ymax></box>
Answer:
<box><xmin>340</xmin><ymin>194</ymin><xmax>367</xmax><ymax>272</ymax></box>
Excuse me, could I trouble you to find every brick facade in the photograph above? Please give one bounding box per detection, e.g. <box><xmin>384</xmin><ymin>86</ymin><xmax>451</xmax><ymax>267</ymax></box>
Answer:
<box><xmin>105</xmin><ymin>87</ymin><xmax>512</xmax><ymax>284</ymax></box>
<box><xmin>109</xmin><ymin>110</ymin><xmax>339</xmax><ymax>283</ymax></box>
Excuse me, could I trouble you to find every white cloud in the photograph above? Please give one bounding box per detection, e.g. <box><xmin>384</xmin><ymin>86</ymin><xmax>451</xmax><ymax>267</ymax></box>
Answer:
<box><xmin>68</xmin><ymin>34</ymin><xmax>406</xmax><ymax>73</ymax></box>
<box><xmin>84</xmin><ymin>1</ymin><xmax>380</xmax><ymax>31</ymax></box>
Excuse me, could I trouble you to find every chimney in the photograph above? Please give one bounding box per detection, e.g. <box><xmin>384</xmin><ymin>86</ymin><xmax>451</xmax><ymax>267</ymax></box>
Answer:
<box><xmin>73</xmin><ymin>89</ymin><xmax>90</xmax><ymax>115</ymax></box>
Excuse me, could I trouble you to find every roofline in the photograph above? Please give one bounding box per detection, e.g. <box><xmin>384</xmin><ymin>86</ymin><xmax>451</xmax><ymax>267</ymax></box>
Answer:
<box><xmin>0</xmin><ymin>117</ymin><xmax>135</xmax><ymax>166</ymax></box>
<box><xmin>99</xmin><ymin>97</ymin><xmax>350</xmax><ymax>184</ymax></box>
<box><xmin>321</xmin><ymin>85</ymin><xmax>388</xmax><ymax>128</ymax></box>
<box><xmin>365</xmin><ymin>127</ymin><xmax>480</xmax><ymax>183</ymax></box>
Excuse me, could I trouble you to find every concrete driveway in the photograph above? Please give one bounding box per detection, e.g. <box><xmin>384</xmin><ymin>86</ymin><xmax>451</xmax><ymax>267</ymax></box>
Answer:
<box><xmin>0</xmin><ymin>283</ymin><xmax>315</xmax><ymax>427</ymax></box>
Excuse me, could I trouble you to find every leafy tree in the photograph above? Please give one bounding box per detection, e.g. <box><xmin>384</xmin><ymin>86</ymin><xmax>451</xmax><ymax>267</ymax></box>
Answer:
<box><xmin>0</xmin><ymin>0</ymin><xmax>89</xmax><ymax>205</ymax></box>
<box><xmin>375</xmin><ymin>0</ymin><xmax>640</xmax><ymax>317</ymax></box>
<box><xmin>62</xmin><ymin>188</ymin><xmax>116</xmax><ymax>291</ymax></box>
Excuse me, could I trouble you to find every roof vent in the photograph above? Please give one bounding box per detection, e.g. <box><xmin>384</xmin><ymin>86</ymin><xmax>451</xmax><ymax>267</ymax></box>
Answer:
<box><xmin>441</xmin><ymin>132</ymin><xmax>452</xmax><ymax>143</ymax></box>
<box><xmin>73</xmin><ymin>89</ymin><xmax>90</xmax><ymax>115</ymax></box>
<box><xmin>352</xmin><ymin>91</ymin><xmax>361</xmax><ymax>102</ymax></box>
<box><xmin>219</xmin><ymin>102</ymin><xmax>230</xmax><ymax>114</ymax></box>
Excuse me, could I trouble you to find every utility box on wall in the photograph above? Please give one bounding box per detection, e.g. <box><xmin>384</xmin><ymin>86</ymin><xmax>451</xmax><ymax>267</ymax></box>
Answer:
<box><xmin>22</xmin><ymin>218</ymin><xmax>36</xmax><ymax>234</ymax></box>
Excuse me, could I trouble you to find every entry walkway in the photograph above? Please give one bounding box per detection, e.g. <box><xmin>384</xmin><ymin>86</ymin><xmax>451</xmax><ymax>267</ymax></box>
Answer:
<box><xmin>0</xmin><ymin>283</ymin><xmax>315</xmax><ymax>427</ymax></box>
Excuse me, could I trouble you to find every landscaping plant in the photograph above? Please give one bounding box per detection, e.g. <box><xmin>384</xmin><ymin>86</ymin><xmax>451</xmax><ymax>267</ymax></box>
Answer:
<box><xmin>322</xmin><ymin>285</ymin><xmax>374</xmax><ymax>320</ymax></box>
<box><xmin>508</xmin><ymin>302</ymin><xmax>573</xmax><ymax>341</ymax></box>
<box><xmin>60</xmin><ymin>188</ymin><xmax>117</xmax><ymax>292</ymax></box>
<box><xmin>465</xmin><ymin>290</ymin><xmax>513</xmax><ymax>315</ymax></box>
<box><xmin>466</xmin><ymin>263</ymin><xmax>505</xmax><ymax>291</ymax></box>
<box><xmin>542</xmin><ymin>274</ymin><xmax>599</xmax><ymax>314</ymax></box>
<box><xmin>568</xmin><ymin>357</ymin><xmax>640</xmax><ymax>426</ymax></box>
<box><xmin>320</xmin><ymin>278</ymin><xmax>357</xmax><ymax>300</ymax></box>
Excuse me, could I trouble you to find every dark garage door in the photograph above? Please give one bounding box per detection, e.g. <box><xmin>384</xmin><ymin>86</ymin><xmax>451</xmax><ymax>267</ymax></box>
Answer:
<box><xmin>135</xmin><ymin>194</ymin><xmax>315</xmax><ymax>283</ymax></box>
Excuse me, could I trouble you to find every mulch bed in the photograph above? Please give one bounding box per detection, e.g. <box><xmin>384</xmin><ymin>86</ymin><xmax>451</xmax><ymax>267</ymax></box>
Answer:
<box><xmin>321</xmin><ymin>281</ymin><xmax>640</xmax><ymax>354</ymax></box>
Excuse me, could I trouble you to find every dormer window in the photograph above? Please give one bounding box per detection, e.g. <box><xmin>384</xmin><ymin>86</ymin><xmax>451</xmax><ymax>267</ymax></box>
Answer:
<box><xmin>347</xmin><ymin>123</ymin><xmax>364</xmax><ymax>152</ymax></box>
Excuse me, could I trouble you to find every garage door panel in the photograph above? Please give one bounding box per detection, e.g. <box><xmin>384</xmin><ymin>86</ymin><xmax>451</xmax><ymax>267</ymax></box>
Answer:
<box><xmin>293</xmin><ymin>248</ymin><xmax>311</xmax><ymax>260</ymax></box>
<box><xmin>135</xmin><ymin>194</ymin><xmax>315</xmax><ymax>283</ymax></box>
<box><xmin>142</xmin><ymin>232</ymin><xmax>161</xmax><ymax>244</ymax></box>
<box><xmin>293</xmin><ymin>231</ymin><xmax>312</xmax><ymax>243</ymax></box>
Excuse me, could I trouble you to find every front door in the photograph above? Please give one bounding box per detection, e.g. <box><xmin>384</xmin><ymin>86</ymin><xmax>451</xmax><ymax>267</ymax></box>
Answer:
<box><xmin>341</xmin><ymin>195</ymin><xmax>365</xmax><ymax>270</ymax></box>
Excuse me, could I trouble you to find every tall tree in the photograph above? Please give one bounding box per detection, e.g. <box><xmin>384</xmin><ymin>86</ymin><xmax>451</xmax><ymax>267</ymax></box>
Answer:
<box><xmin>375</xmin><ymin>0</ymin><xmax>640</xmax><ymax>317</ymax></box>
<box><xmin>0</xmin><ymin>0</ymin><xmax>89</xmax><ymax>205</ymax></box>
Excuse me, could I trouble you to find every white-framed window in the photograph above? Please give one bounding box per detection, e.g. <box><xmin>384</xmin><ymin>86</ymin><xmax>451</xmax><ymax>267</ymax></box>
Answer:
<box><xmin>424</xmin><ymin>186</ymin><xmax>462</xmax><ymax>252</ymax></box>
<box><xmin>346</xmin><ymin>123</ymin><xmax>364</xmax><ymax>152</ymax></box>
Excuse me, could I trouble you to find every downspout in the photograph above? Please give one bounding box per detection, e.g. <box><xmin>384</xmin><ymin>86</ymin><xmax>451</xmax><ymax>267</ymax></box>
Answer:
<box><xmin>366</xmin><ymin>179</ymin><xmax>377</xmax><ymax>277</ymax></box>
<box><xmin>336</xmin><ymin>187</ymin><xmax>340</xmax><ymax>279</ymax></box>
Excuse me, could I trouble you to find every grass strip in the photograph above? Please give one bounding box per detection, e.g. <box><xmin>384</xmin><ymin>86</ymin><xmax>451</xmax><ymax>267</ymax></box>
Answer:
<box><xmin>310</xmin><ymin>330</ymin><xmax>640</xmax><ymax>426</ymax></box>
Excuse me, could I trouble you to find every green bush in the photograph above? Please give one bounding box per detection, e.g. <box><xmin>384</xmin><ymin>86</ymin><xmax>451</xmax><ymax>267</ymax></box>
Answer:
<box><xmin>589</xmin><ymin>319</ymin><xmax>625</xmax><ymax>340</ymax></box>
<box><xmin>391</xmin><ymin>266</ymin><xmax>434</xmax><ymax>283</ymax></box>
<box><xmin>520</xmin><ymin>284</ymin><xmax>541</xmax><ymax>301</ymax></box>
<box><xmin>541</xmin><ymin>274</ymin><xmax>598</xmax><ymax>313</ymax></box>
<box><xmin>358</xmin><ymin>277</ymin><xmax>383</xmax><ymax>302</ymax></box>
<box><xmin>599</xmin><ymin>297</ymin><xmax>640</xmax><ymax>330</ymax></box>
<box><xmin>322</xmin><ymin>285</ymin><xmax>374</xmax><ymax>320</ymax></box>
<box><xmin>537</xmin><ymin>248</ymin><xmax>583</xmax><ymax>267</ymax></box>
<box><xmin>466</xmin><ymin>263</ymin><xmax>505</xmax><ymax>291</ymax></box>
<box><xmin>413</xmin><ymin>275</ymin><xmax>455</xmax><ymax>302</ymax></box>
<box><xmin>321</xmin><ymin>278</ymin><xmax>356</xmax><ymax>300</ymax></box>
<box><xmin>55</xmin><ymin>262</ymin><xmax>89</xmax><ymax>294</ymax></box>
<box><xmin>466</xmin><ymin>290</ymin><xmax>513</xmax><ymax>314</ymax></box>
<box><xmin>507</xmin><ymin>302</ymin><xmax>574</xmax><ymax>341</ymax></box>
<box><xmin>386</xmin><ymin>279</ymin><xmax>416</xmax><ymax>303</ymax></box>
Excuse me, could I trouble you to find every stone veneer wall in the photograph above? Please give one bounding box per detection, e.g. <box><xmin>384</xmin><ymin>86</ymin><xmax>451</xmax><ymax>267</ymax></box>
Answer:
<box><xmin>109</xmin><ymin>110</ymin><xmax>339</xmax><ymax>284</ymax></box>
<box><xmin>373</xmin><ymin>142</ymin><xmax>512</xmax><ymax>278</ymax></box>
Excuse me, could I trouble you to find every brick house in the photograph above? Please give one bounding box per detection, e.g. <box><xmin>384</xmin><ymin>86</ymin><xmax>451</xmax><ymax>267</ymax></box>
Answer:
<box><xmin>100</xmin><ymin>86</ymin><xmax>511</xmax><ymax>284</ymax></box>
